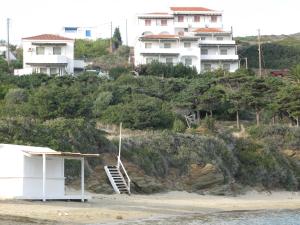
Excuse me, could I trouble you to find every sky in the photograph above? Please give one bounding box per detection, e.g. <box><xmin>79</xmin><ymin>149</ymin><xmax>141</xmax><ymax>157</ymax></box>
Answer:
<box><xmin>1</xmin><ymin>0</ymin><xmax>299</xmax><ymax>46</ymax></box>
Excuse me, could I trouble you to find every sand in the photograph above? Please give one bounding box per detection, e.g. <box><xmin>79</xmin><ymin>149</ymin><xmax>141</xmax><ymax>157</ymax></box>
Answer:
<box><xmin>0</xmin><ymin>191</ymin><xmax>299</xmax><ymax>225</ymax></box>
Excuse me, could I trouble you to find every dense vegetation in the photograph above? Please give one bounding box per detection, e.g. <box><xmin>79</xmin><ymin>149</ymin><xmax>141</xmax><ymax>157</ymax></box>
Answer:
<box><xmin>237</xmin><ymin>33</ymin><xmax>300</xmax><ymax>69</ymax></box>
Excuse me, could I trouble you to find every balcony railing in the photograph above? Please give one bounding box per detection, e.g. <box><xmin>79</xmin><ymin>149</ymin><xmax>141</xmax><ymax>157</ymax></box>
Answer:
<box><xmin>26</xmin><ymin>55</ymin><xmax>68</xmax><ymax>64</ymax></box>
<box><xmin>199</xmin><ymin>40</ymin><xmax>236</xmax><ymax>45</ymax></box>
<box><xmin>201</xmin><ymin>54</ymin><xmax>239</xmax><ymax>60</ymax></box>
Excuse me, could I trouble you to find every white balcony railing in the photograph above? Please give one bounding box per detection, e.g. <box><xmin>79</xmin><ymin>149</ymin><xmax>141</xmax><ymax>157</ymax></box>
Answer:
<box><xmin>140</xmin><ymin>48</ymin><xmax>180</xmax><ymax>54</ymax></box>
<box><xmin>199</xmin><ymin>40</ymin><xmax>236</xmax><ymax>45</ymax></box>
<box><xmin>26</xmin><ymin>55</ymin><xmax>68</xmax><ymax>64</ymax></box>
<box><xmin>201</xmin><ymin>54</ymin><xmax>239</xmax><ymax>60</ymax></box>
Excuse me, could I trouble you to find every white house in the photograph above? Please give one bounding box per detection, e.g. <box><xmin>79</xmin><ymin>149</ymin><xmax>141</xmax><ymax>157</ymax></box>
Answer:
<box><xmin>0</xmin><ymin>144</ymin><xmax>98</xmax><ymax>201</ymax></box>
<box><xmin>14</xmin><ymin>34</ymin><xmax>75</xmax><ymax>76</ymax></box>
<box><xmin>134</xmin><ymin>7</ymin><xmax>239</xmax><ymax>73</ymax></box>
<box><xmin>61</xmin><ymin>26</ymin><xmax>100</xmax><ymax>40</ymax></box>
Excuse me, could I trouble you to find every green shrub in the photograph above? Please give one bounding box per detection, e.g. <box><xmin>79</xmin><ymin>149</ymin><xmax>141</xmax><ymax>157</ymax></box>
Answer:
<box><xmin>172</xmin><ymin>119</ymin><xmax>186</xmax><ymax>133</ymax></box>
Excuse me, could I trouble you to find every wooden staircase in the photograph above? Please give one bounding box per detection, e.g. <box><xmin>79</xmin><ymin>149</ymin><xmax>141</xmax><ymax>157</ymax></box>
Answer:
<box><xmin>104</xmin><ymin>165</ymin><xmax>130</xmax><ymax>194</ymax></box>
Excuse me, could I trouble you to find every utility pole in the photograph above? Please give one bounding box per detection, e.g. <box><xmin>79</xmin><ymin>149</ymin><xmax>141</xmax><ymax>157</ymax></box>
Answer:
<box><xmin>126</xmin><ymin>19</ymin><xmax>128</xmax><ymax>46</ymax></box>
<box><xmin>110</xmin><ymin>21</ymin><xmax>113</xmax><ymax>53</ymax></box>
<box><xmin>7</xmin><ymin>18</ymin><xmax>10</xmax><ymax>66</ymax></box>
<box><xmin>258</xmin><ymin>29</ymin><xmax>262</xmax><ymax>78</ymax></box>
<box><xmin>245</xmin><ymin>57</ymin><xmax>248</xmax><ymax>69</ymax></box>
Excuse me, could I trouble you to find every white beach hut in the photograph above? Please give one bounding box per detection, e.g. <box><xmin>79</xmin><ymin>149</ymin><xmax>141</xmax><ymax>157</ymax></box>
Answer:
<box><xmin>0</xmin><ymin>144</ymin><xmax>99</xmax><ymax>201</ymax></box>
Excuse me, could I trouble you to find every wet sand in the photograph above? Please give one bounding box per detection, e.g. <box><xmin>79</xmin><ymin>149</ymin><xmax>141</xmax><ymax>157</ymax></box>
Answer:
<box><xmin>0</xmin><ymin>191</ymin><xmax>299</xmax><ymax>225</ymax></box>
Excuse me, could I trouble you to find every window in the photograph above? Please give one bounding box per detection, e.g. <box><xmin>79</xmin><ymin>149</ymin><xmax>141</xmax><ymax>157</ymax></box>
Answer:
<box><xmin>146</xmin><ymin>58</ymin><xmax>153</xmax><ymax>64</ymax></box>
<box><xmin>194</xmin><ymin>15</ymin><xmax>200</xmax><ymax>22</ymax></box>
<box><xmin>36</xmin><ymin>47</ymin><xmax>45</xmax><ymax>55</ymax></box>
<box><xmin>161</xmin><ymin>19</ymin><xmax>167</xmax><ymax>26</ymax></box>
<box><xmin>220</xmin><ymin>49</ymin><xmax>228</xmax><ymax>55</ymax></box>
<box><xmin>211</xmin><ymin>16</ymin><xmax>218</xmax><ymax>23</ymax></box>
<box><xmin>185</xmin><ymin>58</ymin><xmax>192</xmax><ymax>66</ymax></box>
<box><xmin>166</xmin><ymin>57</ymin><xmax>173</xmax><ymax>64</ymax></box>
<box><xmin>145</xmin><ymin>43</ymin><xmax>152</xmax><ymax>49</ymax></box>
<box><xmin>178</xmin><ymin>15</ymin><xmax>184</xmax><ymax>22</ymax></box>
<box><xmin>64</xmin><ymin>27</ymin><xmax>77</xmax><ymax>33</ymax></box>
<box><xmin>204</xmin><ymin>64</ymin><xmax>211</xmax><ymax>71</ymax></box>
<box><xmin>216</xmin><ymin>37</ymin><xmax>223</xmax><ymax>41</ymax></box>
<box><xmin>50</xmin><ymin>68</ymin><xmax>57</xmax><ymax>75</ymax></box>
<box><xmin>184</xmin><ymin>28</ymin><xmax>188</xmax><ymax>32</ymax></box>
<box><xmin>201</xmin><ymin>48</ymin><xmax>208</xmax><ymax>55</ymax></box>
<box><xmin>85</xmin><ymin>30</ymin><xmax>91</xmax><ymax>37</ymax></box>
<box><xmin>223</xmin><ymin>64</ymin><xmax>230</xmax><ymax>71</ymax></box>
<box><xmin>163</xmin><ymin>43</ymin><xmax>171</xmax><ymax>48</ymax></box>
<box><xmin>40</xmin><ymin>68</ymin><xmax>47</xmax><ymax>74</ymax></box>
<box><xmin>53</xmin><ymin>47</ymin><xmax>61</xmax><ymax>55</ymax></box>
<box><xmin>145</xmin><ymin>19</ymin><xmax>151</xmax><ymax>26</ymax></box>
<box><xmin>184</xmin><ymin>42</ymin><xmax>191</xmax><ymax>48</ymax></box>
<box><xmin>200</xmin><ymin>37</ymin><xmax>206</xmax><ymax>40</ymax></box>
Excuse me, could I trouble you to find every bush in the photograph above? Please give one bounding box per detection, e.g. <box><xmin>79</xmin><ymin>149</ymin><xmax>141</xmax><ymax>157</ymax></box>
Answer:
<box><xmin>101</xmin><ymin>94</ymin><xmax>174</xmax><ymax>129</ymax></box>
<box><xmin>109</xmin><ymin>66</ymin><xmax>130</xmax><ymax>80</ymax></box>
<box><xmin>172</xmin><ymin>118</ymin><xmax>186</xmax><ymax>133</ymax></box>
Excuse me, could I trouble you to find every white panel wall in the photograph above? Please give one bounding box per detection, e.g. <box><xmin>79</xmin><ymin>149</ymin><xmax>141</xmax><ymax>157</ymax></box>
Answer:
<box><xmin>23</xmin><ymin>156</ymin><xmax>64</xmax><ymax>198</ymax></box>
<box><xmin>0</xmin><ymin>150</ymin><xmax>24</xmax><ymax>198</ymax></box>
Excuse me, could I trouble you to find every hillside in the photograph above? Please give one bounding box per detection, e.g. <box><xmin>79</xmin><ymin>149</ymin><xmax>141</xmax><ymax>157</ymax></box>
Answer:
<box><xmin>0</xmin><ymin>71</ymin><xmax>299</xmax><ymax>194</ymax></box>
<box><xmin>237</xmin><ymin>33</ymin><xmax>300</xmax><ymax>69</ymax></box>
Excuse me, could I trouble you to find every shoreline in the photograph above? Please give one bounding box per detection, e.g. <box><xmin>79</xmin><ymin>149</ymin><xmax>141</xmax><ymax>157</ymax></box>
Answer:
<box><xmin>0</xmin><ymin>191</ymin><xmax>299</xmax><ymax>224</ymax></box>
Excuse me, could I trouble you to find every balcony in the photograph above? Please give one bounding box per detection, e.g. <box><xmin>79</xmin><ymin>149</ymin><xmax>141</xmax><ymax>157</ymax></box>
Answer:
<box><xmin>201</xmin><ymin>54</ymin><xmax>239</xmax><ymax>61</ymax></box>
<box><xmin>199</xmin><ymin>40</ymin><xmax>236</xmax><ymax>45</ymax></box>
<box><xmin>140</xmin><ymin>48</ymin><xmax>180</xmax><ymax>55</ymax></box>
<box><xmin>26</xmin><ymin>55</ymin><xmax>68</xmax><ymax>65</ymax></box>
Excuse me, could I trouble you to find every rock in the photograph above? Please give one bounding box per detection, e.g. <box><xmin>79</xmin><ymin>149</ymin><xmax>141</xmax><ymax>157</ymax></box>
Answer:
<box><xmin>184</xmin><ymin>163</ymin><xmax>224</xmax><ymax>190</ymax></box>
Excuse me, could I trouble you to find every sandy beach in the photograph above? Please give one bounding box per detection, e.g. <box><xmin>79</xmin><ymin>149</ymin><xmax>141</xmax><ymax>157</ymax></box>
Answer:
<box><xmin>0</xmin><ymin>191</ymin><xmax>299</xmax><ymax>225</ymax></box>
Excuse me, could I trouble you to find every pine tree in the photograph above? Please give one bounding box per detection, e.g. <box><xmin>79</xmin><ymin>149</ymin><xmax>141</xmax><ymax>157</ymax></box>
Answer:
<box><xmin>113</xmin><ymin>27</ymin><xmax>122</xmax><ymax>50</ymax></box>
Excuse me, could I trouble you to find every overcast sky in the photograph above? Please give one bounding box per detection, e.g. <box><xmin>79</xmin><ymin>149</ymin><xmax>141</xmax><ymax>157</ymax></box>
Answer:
<box><xmin>1</xmin><ymin>0</ymin><xmax>299</xmax><ymax>46</ymax></box>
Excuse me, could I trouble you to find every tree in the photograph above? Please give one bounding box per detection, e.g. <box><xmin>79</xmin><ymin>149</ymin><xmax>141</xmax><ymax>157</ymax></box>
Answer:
<box><xmin>289</xmin><ymin>64</ymin><xmax>300</xmax><ymax>84</ymax></box>
<box><xmin>277</xmin><ymin>84</ymin><xmax>300</xmax><ymax>127</ymax></box>
<box><xmin>242</xmin><ymin>78</ymin><xmax>271</xmax><ymax>126</ymax></box>
<box><xmin>113</xmin><ymin>27</ymin><xmax>122</xmax><ymax>50</ymax></box>
<box><xmin>220</xmin><ymin>73</ymin><xmax>249</xmax><ymax>129</ymax></box>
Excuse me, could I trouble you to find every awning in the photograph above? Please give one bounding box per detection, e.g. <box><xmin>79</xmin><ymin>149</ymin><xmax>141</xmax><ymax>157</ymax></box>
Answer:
<box><xmin>24</xmin><ymin>151</ymin><xmax>99</xmax><ymax>158</ymax></box>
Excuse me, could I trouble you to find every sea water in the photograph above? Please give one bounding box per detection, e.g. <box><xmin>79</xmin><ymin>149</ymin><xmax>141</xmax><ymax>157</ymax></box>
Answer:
<box><xmin>104</xmin><ymin>210</ymin><xmax>300</xmax><ymax>225</ymax></box>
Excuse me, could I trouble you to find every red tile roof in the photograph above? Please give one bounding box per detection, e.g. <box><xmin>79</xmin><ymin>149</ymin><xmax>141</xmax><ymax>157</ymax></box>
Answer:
<box><xmin>22</xmin><ymin>34</ymin><xmax>73</xmax><ymax>41</ymax></box>
<box><xmin>141</xmin><ymin>34</ymin><xmax>179</xmax><ymax>39</ymax></box>
<box><xmin>193</xmin><ymin>28</ymin><xmax>224</xmax><ymax>33</ymax></box>
<box><xmin>170</xmin><ymin>7</ymin><xmax>214</xmax><ymax>12</ymax></box>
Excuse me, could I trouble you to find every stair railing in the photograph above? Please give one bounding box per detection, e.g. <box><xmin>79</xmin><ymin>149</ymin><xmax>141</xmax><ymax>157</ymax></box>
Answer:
<box><xmin>118</xmin><ymin>157</ymin><xmax>131</xmax><ymax>194</ymax></box>
<box><xmin>117</xmin><ymin>122</ymin><xmax>131</xmax><ymax>194</ymax></box>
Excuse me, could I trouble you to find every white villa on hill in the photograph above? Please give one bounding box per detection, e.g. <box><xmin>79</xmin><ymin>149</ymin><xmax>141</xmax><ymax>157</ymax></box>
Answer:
<box><xmin>134</xmin><ymin>7</ymin><xmax>239</xmax><ymax>73</ymax></box>
<box><xmin>14</xmin><ymin>34</ymin><xmax>75</xmax><ymax>76</ymax></box>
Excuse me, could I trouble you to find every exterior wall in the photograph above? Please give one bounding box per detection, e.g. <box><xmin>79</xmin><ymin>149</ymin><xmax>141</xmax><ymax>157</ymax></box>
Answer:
<box><xmin>61</xmin><ymin>27</ymin><xmax>100</xmax><ymax>40</ymax></box>
<box><xmin>137</xmin><ymin>18</ymin><xmax>174</xmax><ymax>36</ymax></box>
<box><xmin>22</xmin><ymin>39</ymin><xmax>74</xmax><ymax>75</ymax></box>
<box><xmin>201</xmin><ymin>61</ymin><xmax>239</xmax><ymax>72</ymax></box>
<box><xmin>173</xmin><ymin>15</ymin><xmax>222</xmax><ymax>29</ymax></box>
<box><xmin>23</xmin><ymin>156</ymin><xmax>64</xmax><ymax>198</ymax></box>
<box><xmin>0</xmin><ymin>149</ymin><xmax>24</xmax><ymax>198</ymax></box>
